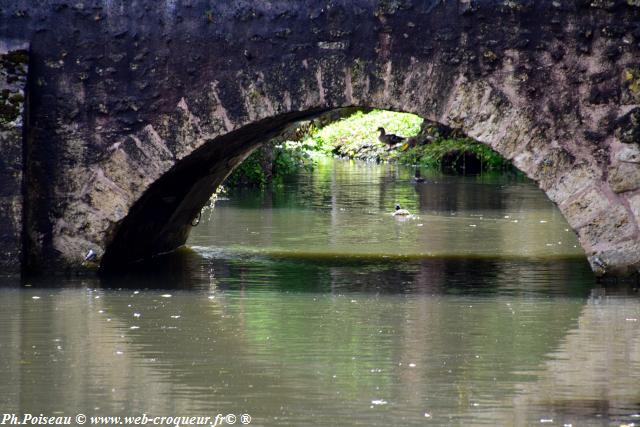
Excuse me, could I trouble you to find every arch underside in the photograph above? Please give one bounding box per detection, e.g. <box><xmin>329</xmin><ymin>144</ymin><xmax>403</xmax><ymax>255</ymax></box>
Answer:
<box><xmin>99</xmin><ymin>109</ymin><xmax>327</xmax><ymax>270</ymax></box>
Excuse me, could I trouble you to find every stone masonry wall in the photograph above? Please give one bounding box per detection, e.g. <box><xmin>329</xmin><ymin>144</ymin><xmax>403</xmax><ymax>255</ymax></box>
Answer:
<box><xmin>0</xmin><ymin>1</ymin><xmax>639</xmax><ymax>276</ymax></box>
<box><xmin>0</xmin><ymin>40</ymin><xmax>27</xmax><ymax>276</ymax></box>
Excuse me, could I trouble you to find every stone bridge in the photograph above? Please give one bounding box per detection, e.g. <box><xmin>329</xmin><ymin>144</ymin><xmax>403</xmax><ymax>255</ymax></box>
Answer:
<box><xmin>1</xmin><ymin>0</ymin><xmax>640</xmax><ymax>276</ymax></box>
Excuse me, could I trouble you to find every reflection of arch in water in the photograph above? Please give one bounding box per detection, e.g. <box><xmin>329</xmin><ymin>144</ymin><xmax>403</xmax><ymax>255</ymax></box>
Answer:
<box><xmin>94</xmin><ymin>266</ymin><xmax>595</xmax><ymax>424</ymax></box>
<box><xmin>482</xmin><ymin>294</ymin><xmax>640</xmax><ymax>426</ymax></box>
<box><xmin>2</xmin><ymin>250</ymin><xmax>610</xmax><ymax>422</ymax></box>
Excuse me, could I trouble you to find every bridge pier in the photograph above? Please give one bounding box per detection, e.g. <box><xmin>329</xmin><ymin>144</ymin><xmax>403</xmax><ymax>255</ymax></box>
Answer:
<box><xmin>0</xmin><ymin>40</ymin><xmax>28</xmax><ymax>276</ymax></box>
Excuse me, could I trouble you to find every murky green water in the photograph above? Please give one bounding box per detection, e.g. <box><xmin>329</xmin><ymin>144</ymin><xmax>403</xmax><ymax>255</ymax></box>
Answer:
<box><xmin>1</xmin><ymin>159</ymin><xmax>639</xmax><ymax>426</ymax></box>
<box><xmin>192</xmin><ymin>159</ymin><xmax>584</xmax><ymax>261</ymax></box>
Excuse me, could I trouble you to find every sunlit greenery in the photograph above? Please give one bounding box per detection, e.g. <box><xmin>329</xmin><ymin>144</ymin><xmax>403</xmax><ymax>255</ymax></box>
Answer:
<box><xmin>305</xmin><ymin>109</ymin><xmax>423</xmax><ymax>155</ymax></box>
<box><xmin>225</xmin><ymin>110</ymin><xmax>512</xmax><ymax>188</ymax></box>
<box><xmin>393</xmin><ymin>137</ymin><xmax>511</xmax><ymax>171</ymax></box>
<box><xmin>225</xmin><ymin>141</ymin><xmax>314</xmax><ymax>189</ymax></box>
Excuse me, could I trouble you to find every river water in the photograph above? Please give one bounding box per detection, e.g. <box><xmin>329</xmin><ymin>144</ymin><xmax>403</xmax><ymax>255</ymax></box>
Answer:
<box><xmin>1</xmin><ymin>159</ymin><xmax>639</xmax><ymax>426</ymax></box>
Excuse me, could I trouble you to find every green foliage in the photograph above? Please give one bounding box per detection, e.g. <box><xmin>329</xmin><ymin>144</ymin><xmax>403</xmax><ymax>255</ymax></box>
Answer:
<box><xmin>227</xmin><ymin>109</ymin><xmax>512</xmax><ymax>188</ymax></box>
<box><xmin>305</xmin><ymin>109</ymin><xmax>510</xmax><ymax>172</ymax></box>
<box><xmin>272</xmin><ymin>141</ymin><xmax>315</xmax><ymax>184</ymax></box>
<box><xmin>225</xmin><ymin>149</ymin><xmax>267</xmax><ymax>188</ymax></box>
<box><xmin>225</xmin><ymin>141</ymin><xmax>314</xmax><ymax>189</ymax></box>
<box><xmin>394</xmin><ymin>138</ymin><xmax>511</xmax><ymax>171</ymax></box>
<box><xmin>305</xmin><ymin>109</ymin><xmax>423</xmax><ymax>156</ymax></box>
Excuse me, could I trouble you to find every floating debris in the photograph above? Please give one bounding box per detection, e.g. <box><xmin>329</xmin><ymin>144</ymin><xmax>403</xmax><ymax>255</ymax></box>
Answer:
<box><xmin>161</xmin><ymin>294</ymin><xmax>172</xmax><ymax>298</ymax></box>
<box><xmin>32</xmin><ymin>296</ymin><xmax>40</xmax><ymax>300</ymax></box>
<box><xmin>371</xmin><ymin>399</ymin><xmax>387</xmax><ymax>406</ymax></box>
<box><xmin>84</xmin><ymin>249</ymin><xmax>97</xmax><ymax>262</ymax></box>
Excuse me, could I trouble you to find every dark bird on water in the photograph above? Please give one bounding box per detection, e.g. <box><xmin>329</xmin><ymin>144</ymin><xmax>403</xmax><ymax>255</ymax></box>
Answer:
<box><xmin>393</xmin><ymin>204</ymin><xmax>411</xmax><ymax>216</ymax></box>
<box><xmin>413</xmin><ymin>170</ymin><xmax>425</xmax><ymax>183</ymax></box>
<box><xmin>377</xmin><ymin>127</ymin><xmax>405</xmax><ymax>146</ymax></box>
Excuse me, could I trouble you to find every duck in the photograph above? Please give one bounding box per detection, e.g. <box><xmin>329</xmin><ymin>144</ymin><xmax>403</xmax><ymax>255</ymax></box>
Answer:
<box><xmin>377</xmin><ymin>127</ymin><xmax>405</xmax><ymax>146</ymax></box>
<box><xmin>413</xmin><ymin>170</ymin><xmax>425</xmax><ymax>183</ymax></box>
<box><xmin>393</xmin><ymin>204</ymin><xmax>411</xmax><ymax>216</ymax></box>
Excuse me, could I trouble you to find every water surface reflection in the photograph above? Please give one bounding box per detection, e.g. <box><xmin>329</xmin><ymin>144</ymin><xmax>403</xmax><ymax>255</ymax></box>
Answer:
<box><xmin>1</xmin><ymin>160</ymin><xmax>639</xmax><ymax>426</ymax></box>
<box><xmin>1</xmin><ymin>267</ymin><xmax>639</xmax><ymax>426</ymax></box>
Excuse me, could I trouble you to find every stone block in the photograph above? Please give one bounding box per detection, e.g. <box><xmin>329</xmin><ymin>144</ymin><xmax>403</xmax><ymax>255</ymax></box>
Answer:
<box><xmin>561</xmin><ymin>187</ymin><xmax>610</xmax><ymax>229</ymax></box>
<box><xmin>627</xmin><ymin>192</ymin><xmax>640</xmax><ymax>224</ymax></box>
<box><xmin>608</xmin><ymin>162</ymin><xmax>640</xmax><ymax>193</ymax></box>
<box><xmin>616</xmin><ymin>144</ymin><xmax>640</xmax><ymax>163</ymax></box>
<box><xmin>579</xmin><ymin>204</ymin><xmax>636</xmax><ymax>246</ymax></box>
<box><xmin>589</xmin><ymin>239</ymin><xmax>640</xmax><ymax>276</ymax></box>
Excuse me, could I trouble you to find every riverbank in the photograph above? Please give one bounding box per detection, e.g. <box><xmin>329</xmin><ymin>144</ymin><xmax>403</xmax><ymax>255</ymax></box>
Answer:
<box><xmin>225</xmin><ymin>110</ymin><xmax>513</xmax><ymax>188</ymax></box>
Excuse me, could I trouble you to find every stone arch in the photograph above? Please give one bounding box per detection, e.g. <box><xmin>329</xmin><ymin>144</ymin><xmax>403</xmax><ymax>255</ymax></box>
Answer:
<box><xmin>96</xmin><ymin>71</ymin><xmax>635</xmax><ymax>274</ymax></box>
<box><xmin>1</xmin><ymin>1</ymin><xmax>638</xmax><ymax>275</ymax></box>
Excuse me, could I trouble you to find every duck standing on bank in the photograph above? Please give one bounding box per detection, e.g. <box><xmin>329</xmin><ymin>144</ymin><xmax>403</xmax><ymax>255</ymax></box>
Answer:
<box><xmin>377</xmin><ymin>127</ymin><xmax>405</xmax><ymax>147</ymax></box>
<box><xmin>393</xmin><ymin>204</ymin><xmax>411</xmax><ymax>216</ymax></box>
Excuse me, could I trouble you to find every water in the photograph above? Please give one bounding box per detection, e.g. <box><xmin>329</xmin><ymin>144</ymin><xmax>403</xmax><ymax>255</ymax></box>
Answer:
<box><xmin>191</xmin><ymin>159</ymin><xmax>584</xmax><ymax>261</ymax></box>
<box><xmin>1</xmin><ymin>159</ymin><xmax>639</xmax><ymax>427</ymax></box>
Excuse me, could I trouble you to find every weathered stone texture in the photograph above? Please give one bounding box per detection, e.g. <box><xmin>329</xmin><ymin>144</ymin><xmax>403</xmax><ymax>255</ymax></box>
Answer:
<box><xmin>0</xmin><ymin>0</ymin><xmax>639</xmax><ymax>276</ymax></box>
<box><xmin>0</xmin><ymin>40</ymin><xmax>27</xmax><ymax>276</ymax></box>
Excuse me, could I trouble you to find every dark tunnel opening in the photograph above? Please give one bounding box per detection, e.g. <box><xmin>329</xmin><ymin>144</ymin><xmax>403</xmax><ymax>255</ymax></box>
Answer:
<box><xmin>99</xmin><ymin>109</ymin><xmax>329</xmax><ymax>272</ymax></box>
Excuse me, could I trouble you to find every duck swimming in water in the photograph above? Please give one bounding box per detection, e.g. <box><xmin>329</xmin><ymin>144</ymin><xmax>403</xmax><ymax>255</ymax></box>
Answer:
<box><xmin>377</xmin><ymin>127</ymin><xmax>405</xmax><ymax>146</ymax></box>
<box><xmin>413</xmin><ymin>170</ymin><xmax>425</xmax><ymax>183</ymax></box>
<box><xmin>393</xmin><ymin>204</ymin><xmax>411</xmax><ymax>216</ymax></box>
